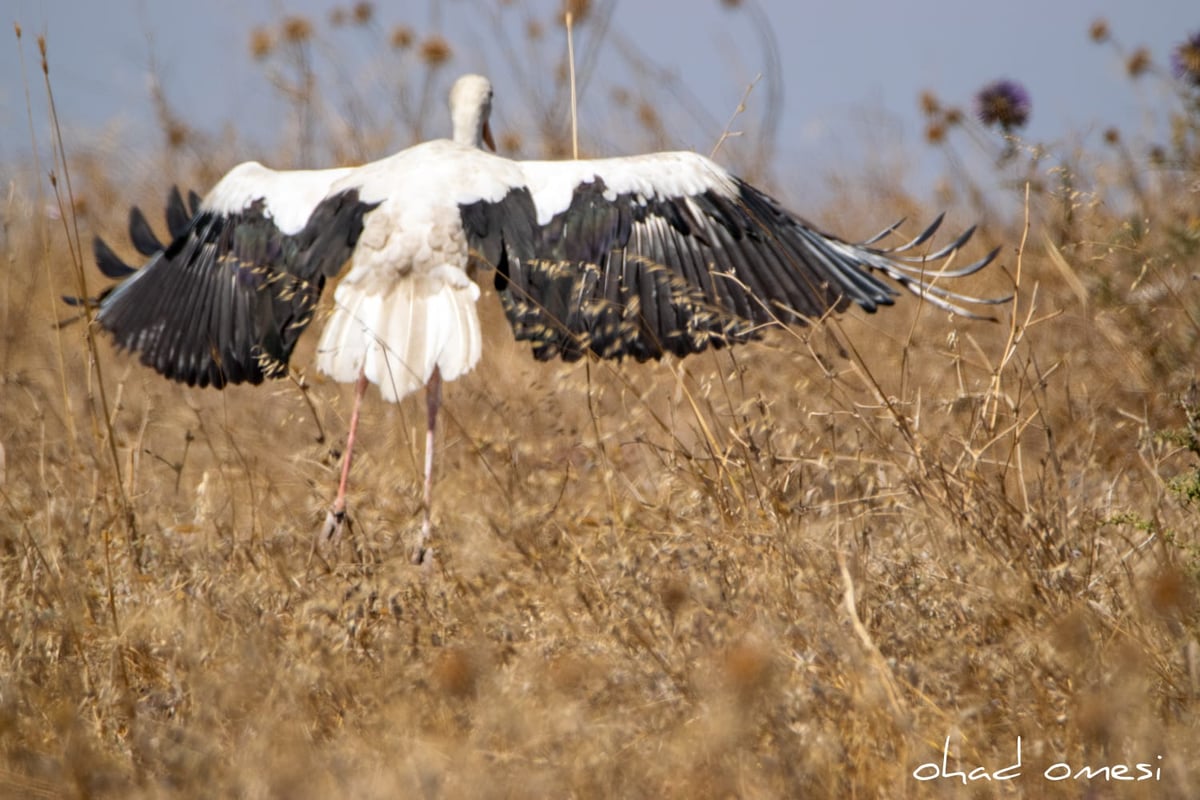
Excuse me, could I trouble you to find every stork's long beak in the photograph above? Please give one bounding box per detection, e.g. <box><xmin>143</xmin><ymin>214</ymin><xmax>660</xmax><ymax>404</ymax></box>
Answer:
<box><xmin>482</xmin><ymin>120</ymin><xmax>496</xmax><ymax>152</ymax></box>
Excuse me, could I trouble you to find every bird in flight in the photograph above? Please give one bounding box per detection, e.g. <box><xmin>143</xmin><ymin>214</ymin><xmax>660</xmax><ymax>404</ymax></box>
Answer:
<box><xmin>78</xmin><ymin>73</ymin><xmax>1004</xmax><ymax>563</ymax></box>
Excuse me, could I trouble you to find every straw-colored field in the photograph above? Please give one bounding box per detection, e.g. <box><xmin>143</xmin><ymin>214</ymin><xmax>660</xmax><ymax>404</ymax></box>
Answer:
<box><xmin>3</xmin><ymin>8</ymin><xmax>1198</xmax><ymax>798</ymax></box>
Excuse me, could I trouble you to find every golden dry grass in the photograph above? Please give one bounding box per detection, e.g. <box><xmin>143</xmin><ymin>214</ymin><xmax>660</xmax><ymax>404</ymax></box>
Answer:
<box><xmin>3</xmin><ymin>9</ymin><xmax>1200</xmax><ymax>799</ymax></box>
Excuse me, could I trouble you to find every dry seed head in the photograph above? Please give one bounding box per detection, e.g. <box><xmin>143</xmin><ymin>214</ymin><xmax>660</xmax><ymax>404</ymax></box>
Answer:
<box><xmin>249</xmin><ymin>27</ymin><xmax>273</xmax><ymax>60</ymax></box>
<box><xmin>419</xmin><ymin>35</ymin><xmax>452</xmax><ymax>66</ymax></box>
<box><xmin>352</xmin><ymin>2</ymin><xmax>374</xmax><ymax>25</ymax></box>
<box><xmin>560</xmin><ymin>0</ymin><xmax>591</xmax><ymax>25</ymax></box>
<box><xmin>166</xmin><ymin>122</ymin><xmax>188</xmax><ymax>148</ymax></box>
<box><xmin>636</xmin><ymin>101</ymin><xmax>660</xmax><ymax>130</ymax></box>
<box><xmin>390</xmin><ymin>26</ymin><xmax>413</xmax><ymax>49</ymax></box>
<box><xmin>1172</xmin><ymin>31</ymin><xmax>1200</xmax><ymax>86</ymax></box>
<box><xmin>546</xmin><ymin>654</ymin><xmax>589</xmax><ymax>693</ymax></box>
<box><xmin>723</xmin><ymin>639</ymin><xmax>774</xmax><ymax>700</ymax></box>
<box><xmin>434</xmin><ymin>647</ymin><xmax>478</xmax><ymax>697</ymax></box>
<box><xmin>919</xmin><ymin>90</ymin><xmax>940</xmax><ymax>116</ymax></box>
<box><xmin>500</xmin><ymin>131</ymin><xmax>523</xmax><ymax>154</ymax></box>
<box><xmin>975</xmin><ymin>79</ymin><xmax>1031</xmax><ymax>130</ymax></box>
<box><xmin>1103</xmin><ymin>127</ymin><xmax>1120</xmax><ymax>145</ymax></box>
<box><xmin>659</xmin><ymin>577</ymin><xmax>689</xmax><ymax>617</ymax></box>
<box><xmin>1148</xmin><ymin>566</ymin><xmax>1194</xmax><ymax>621</ymax></box>
<box><xmin>1051</xmin><ymin>608</ymin><xmax>1093</xmax><ymax>656</ymax></box>
<box><xmin>282</xmin><ymin>15</ymin><xmax>313</xmax><ymax>44</ymax></box>
<box><xmin>1076</xmin><ymin>689</ymin><xmax>1117</xmax><ymax>747</ymax></box>
<box><xmin>1126</xmin><ymin>47</ymin><xmax>1151</xmax><ymax>78</ymax></box>
<box><xmin>1089</xmin><ymin>18</ymin><xmax>1109</xmax><ymax>43</ymax></box>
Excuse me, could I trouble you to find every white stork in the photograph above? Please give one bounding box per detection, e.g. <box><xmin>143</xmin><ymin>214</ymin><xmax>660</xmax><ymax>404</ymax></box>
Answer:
<box><xmin>83</xmin><ymin>73</ymin><xmax>1003</xmax><ymax>563</ymax></box>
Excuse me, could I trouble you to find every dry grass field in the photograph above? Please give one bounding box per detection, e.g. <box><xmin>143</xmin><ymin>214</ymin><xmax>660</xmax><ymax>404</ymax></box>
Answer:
<box><xmin>3</xmin><ymin>8</ymin><xmax>1200</xmax><ymax>798</ymax></box>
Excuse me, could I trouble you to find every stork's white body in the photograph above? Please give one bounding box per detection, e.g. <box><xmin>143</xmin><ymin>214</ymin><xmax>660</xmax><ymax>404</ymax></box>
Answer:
<box><xmin>196</xmin><ymin>139</ymin><xmax>753</xmax><ymax>403</ymax></box>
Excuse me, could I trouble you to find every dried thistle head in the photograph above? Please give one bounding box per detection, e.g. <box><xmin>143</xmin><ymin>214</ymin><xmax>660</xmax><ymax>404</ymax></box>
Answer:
<box><xmin>1172</xmin><ymin>31</ymin><xmax>1200</xmax><ymax>87</ymax></box>
<box><xmin>500</xmin><ymin>131</ymin><xmax>523</xmax><ymax>154</ymax></box>
<box><xmin>390</xmin><ymin>25</ymin><xmax>414</xmax><ymax>50</ymax></box>
<box><xmin>1126</xmin><ymin>47</ymin><xmax>1151</xmax><ymax>78</ymax></box>
<box><xmin>249</xmin><ymin>27</ymin><xmax>273</xmax><ymax>60</ymax></box>
<box><xmin>434</xmin><ymin>647</ymin><xmax>479</xmax><ymax>698</ymax></box>
<box><xmin>166</xmin><ymin>121</ymin><xmax>188</xmax><ymax>149</ymax></box>
<box><xmin>975</xmin><ymin>79</ymin><xmax>1031</xmax><ymax>131</ymax></box>
<box><xmin>352</xmin><ymin>1</ymin><xmax>374</xmax><ymax>25</ymax></box>
<box><xmin>281</xmin><ymin>15</ymin><xmax>314</xmax><ymax>45</ymax></box>
<box><xmin>658</xmin><ymin>577</ymin><xmax>689</xmax><ymax>618</ymax></box>
<box><xmin>1103</xmin><ymin>127</ymin><xmax>1121</xmax><ymax>146</ymax></box>
<box><xmin>1147</xmin><ymin>566</ymin><xmax>1195</xmax><ymax>621</ymax></box>
<box><xmin>636</xmin><ymin>101</ymin><xmax>660</xmax><ymax>130</ymax></box>
<box><xmin>560</xmin><ymin>0</ymin><xmax>591</xmax><ymax>25</ymax></box>
<box><xmin>918</xmin><ymin>89</ymin><xmax>940</xmax><ymax>117</ymax></box>
<box><xmin>1089</xmin><ymin>18</ymin><xmax>1110</xmax><ymax>44</ymax></box>
<box><xmin>722</xmin><ymin>639</ymin><xmax>775</xmax><ymax>702</ymax></box>
<box><xmin>925</xmin><ymin>122</ymin><xmax>946</xmax><ymax>144</ymax></box>
<box><xmin>419</xmin><ymin>35</ymin><xmax>452</xmax><ymax>67</ymax></box>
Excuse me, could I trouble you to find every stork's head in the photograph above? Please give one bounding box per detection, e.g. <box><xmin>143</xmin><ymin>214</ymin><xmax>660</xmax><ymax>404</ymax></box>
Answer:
<box><xmin>449</xmin><ymin>74</ymin><xmax>496</xmax><ymax>151</ymax></box>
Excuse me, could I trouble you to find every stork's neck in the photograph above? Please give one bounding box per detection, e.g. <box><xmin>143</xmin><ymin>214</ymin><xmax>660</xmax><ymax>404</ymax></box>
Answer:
<box><xmin>452</xmin><ymin>102</ymin><xmax>489</xmax><ymax>148</ymax></box>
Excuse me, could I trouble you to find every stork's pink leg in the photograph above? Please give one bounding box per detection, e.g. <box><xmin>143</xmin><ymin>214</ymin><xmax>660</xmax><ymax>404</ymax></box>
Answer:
<box><xmin>412</xmin><ymin>365</ymin><xmax>442</xmax><ymax>564</ymax></box>
<box><xmin>321</xmin><ymin>365</ymin><xmax>369</xmax><ymax>544</ymax></box>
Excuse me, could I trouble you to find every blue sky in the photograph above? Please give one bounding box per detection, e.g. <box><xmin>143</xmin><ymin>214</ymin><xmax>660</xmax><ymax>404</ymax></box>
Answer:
<box><xmin>4</xmin><ymin>0</ymin><xmax>1196</xmax><ymax>202</ymax></box>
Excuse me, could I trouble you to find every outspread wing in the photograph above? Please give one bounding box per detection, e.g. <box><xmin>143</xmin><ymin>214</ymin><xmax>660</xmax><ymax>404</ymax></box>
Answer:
<box><xmin>461</xmin><ymin>152</ymin><xmax>1002</xmax><ymax>363</ymax></box>
<box><xmin>83</xmin><ymin>185</ymin><xmax>205</xmax><ymax>287</ymax></box>
<box><xmin>119</xmin><ymin>184</ymin><xmax>204</xmax><ymax>261</ymax></box>
<box><xmin>93</xmin><ymin>179</ymin><xmax>378</xmax><ymax>388</ymax></box>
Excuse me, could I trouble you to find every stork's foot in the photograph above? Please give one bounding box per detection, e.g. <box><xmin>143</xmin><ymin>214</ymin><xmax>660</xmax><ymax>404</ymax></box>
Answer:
<box><xmin>409</xmin><ymin>536</ymin><xmax>433</xmax><ymax>567</ymax></box>
<box><xmin>410</xmin><ymin>544</ymin><xmax>431</xmax><ymax>566</ymax></box>
<box><xmin>410</xmin><ymin>518</ymin><xmax>434</xmax><ymax>566</ymax></box>
<box><xmin>320</xmin><ymin>506</ymin><xmax>349</xmax><ymax>548</ymax></box>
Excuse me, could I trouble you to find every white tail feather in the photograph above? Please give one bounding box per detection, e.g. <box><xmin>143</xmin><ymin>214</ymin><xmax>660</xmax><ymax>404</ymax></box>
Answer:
<box><xmin>316</xmin><ymin>271</ymin><xmax>482</xmax><ymax>402</ymax></box>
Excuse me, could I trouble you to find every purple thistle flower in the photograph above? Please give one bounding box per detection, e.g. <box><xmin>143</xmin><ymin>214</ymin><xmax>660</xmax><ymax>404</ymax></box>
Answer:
<box><xmin>1171</xmin><ymin>31</ymin><xmax>1200</xmax><ymax>87</ymax></box>
<box><xmin>975</xmin><ymin>80</ymin><xmax>1031</xmax><ymax>131</ymax></box>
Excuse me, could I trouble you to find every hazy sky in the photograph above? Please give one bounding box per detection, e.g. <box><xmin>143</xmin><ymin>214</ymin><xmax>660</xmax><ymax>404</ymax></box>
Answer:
<box><xmin>4</xmin><ymin>0</ymin><xmax>1196</xmax><ymax>201</ymax></box>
